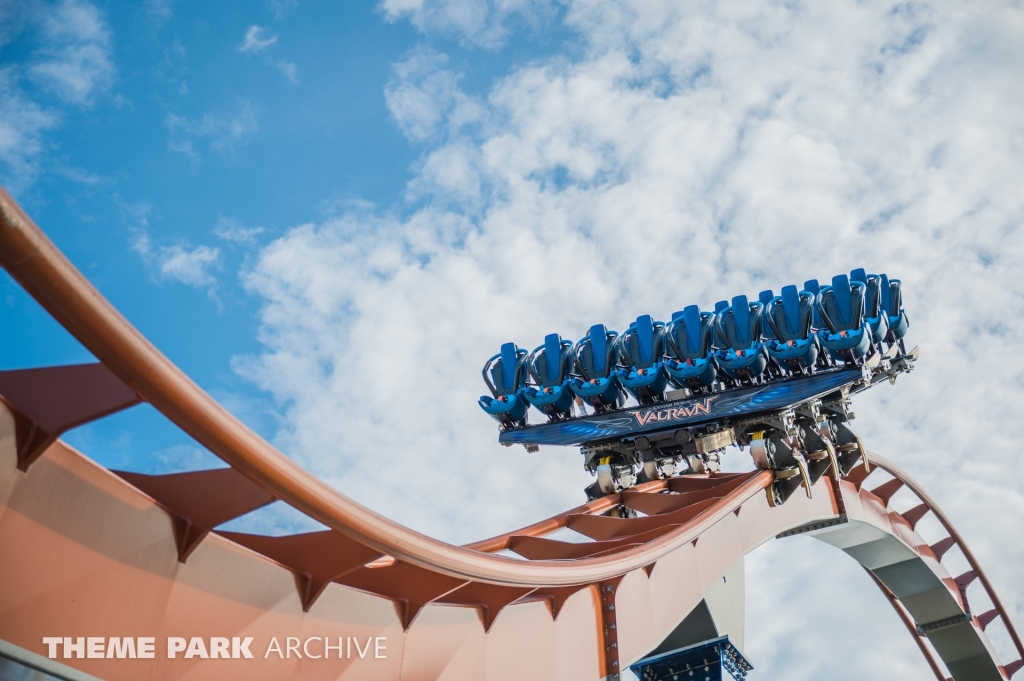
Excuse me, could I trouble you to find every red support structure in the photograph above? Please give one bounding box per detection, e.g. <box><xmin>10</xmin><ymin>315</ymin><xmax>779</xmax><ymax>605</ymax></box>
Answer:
<box><xmin>218</xmin><ymin>529</ymin><xmax>384</xmax><ymax>611</ymax></box>
<box><xmin>598</xmin><ymin>577</ymin><xmax>624</xmax><ymax>681</ymax></box>
<box><xmin>0</xmin><ymin>363</ymin><xmax>141</xmax><ymax>471</ymax></box>
<box><xmin>116</xmin><ymin>468</ymin><xmax>276</xmax><ymax>562</ymax></box>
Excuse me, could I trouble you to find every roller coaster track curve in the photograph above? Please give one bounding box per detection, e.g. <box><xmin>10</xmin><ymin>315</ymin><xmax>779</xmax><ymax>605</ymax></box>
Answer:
<box><xmin>0</xmin><ymin>185</ymin><xmax>1020</xmax><ymax>681</ymax></box>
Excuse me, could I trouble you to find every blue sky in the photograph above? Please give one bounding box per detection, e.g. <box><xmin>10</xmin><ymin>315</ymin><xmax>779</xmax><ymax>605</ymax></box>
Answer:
<box><xmin>0</xmin><ymin>0</ymin><xmax>571</xmax><ymax>469</ymax></box>
<box><xmin>3</xmin><ymin>0</ymin><xmax>1024</xmax><ymax>679</ymax></box>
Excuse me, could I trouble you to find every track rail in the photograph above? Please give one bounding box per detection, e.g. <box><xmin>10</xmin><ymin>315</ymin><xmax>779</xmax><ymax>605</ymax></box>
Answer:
<box><xmin>0</xmin><ymin>184</ymin><xmax>770</xmax><ymax>588</ymax></box>
<box><xmin>1</xmin><ymin>185</ymin><xmax>1020</xmax><ymax>680</ymax></box>
<box><xmin>853</xmin><ymin>456</ymin><xmax>1024</xmax><ymax>680</ymax></box>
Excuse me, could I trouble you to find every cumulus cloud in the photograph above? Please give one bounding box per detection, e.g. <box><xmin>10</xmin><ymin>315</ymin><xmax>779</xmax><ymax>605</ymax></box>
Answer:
<box><xmin>27</xmin><ymin>0</ymin><xmax>115</xmax><ymax>104</ymax></box>
<box><xmin>214</xmin><ymin>216</ymin><xmax>265</xmax><ymax>244</ymax></box>
<box><xmin>165</xmin><ymin>100</ymin><xmax>260</xmax><ymax>158</ymax></box>
<box><xmin>237</xmin><ymin>25</ymin><xmax>277</xmax><ymax>54</ymax></box>
<box><xmin>384</xmin><ymin>48</ymin><xmax>485</xmax><ymax>143</ymax></box>
<box><xmin>238</xmin><ymin>0</ymin><xmax>1024</xmax><ymax>677</ymax></box>
<box><xmin>0</xmin><ymin>0</ymin><xmax>113</xmax><ymax>190</ymax></box>
<box><xmin>0</xmin><ymin>69</ymin><xmax>58</xmax><ymax>191</ymax></box>
<box><xmin>124</xmin><ymin>200</ymin><xmax>221</xmax><ymax>296</ymax></box>
<box><xmin>153</xmin><ymin>244</ymin><xmax>220</xmax><ymax>288</ymax></box>
<box><xmin>378</xmin><ymin>0</ymin><xmax>558</xmax><ymax>49</ymax></box>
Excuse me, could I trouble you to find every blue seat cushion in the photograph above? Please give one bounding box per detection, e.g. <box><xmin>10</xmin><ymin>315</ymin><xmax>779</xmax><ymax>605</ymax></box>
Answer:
<box><xmin>571</xmin><ymin>375</ymin><xmax>622</xmax><ymax>408</ymax></box>
<box><xmin>766</xmin><ymin>336</ymin><xmax>818</xmax><ymax>369</ymax></box>
<box><xmin>817</xmin><ymin>326</ymin><xmax>871</xmax><ymax>361</ymax></box>
<box><xmin>479</xmin><ymin>392</ymin><xmax>529</xmax><ymax>424</ymax></box>
<box><xmin>717</xmin><ymin>344</ymin><xmax>769</xmax><ymax>380</ymax></box>
<box><xmin>523</xmin><ymin>383</ymin><xmax>575</xmax><ymax>415</ymax></box>
<box><xmin>665</xmin><ymin>355</ymin><xmax>717</xmax><ymax>387</ymax></box>
<box><xmin>616</xmin><ymin>364</ymin><xmax>668</xmax><ymax>399</ymax></box>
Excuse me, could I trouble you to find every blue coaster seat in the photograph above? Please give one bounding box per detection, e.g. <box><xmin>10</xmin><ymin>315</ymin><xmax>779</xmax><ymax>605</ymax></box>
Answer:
<box><xmin>880</xmin><ymin>274</ymin><xmax>910</xmax><ymax>340</ymax></box>
<box><xmin>851</xmin><ymin>268</ymin><xmax>890</xmax><ymax>343</ymax></box>
<box><xmin>803</xmin><ymin>279</ymin><xmax>826</xmax><ymax>330</ymax></box>
<box><xmin>479</xmin><ymin>342</ymin><xmax>529</xmax><ymax>427</ymax></box>
<box><xmin>758</xmin><ymin>290</ymin><xmax>777</xmax><ymax>340</ymax></box>
<box><xmin>763</xmin><ymin>285</ymin><xmax>819</xmax><ymax>372</ymax></box>
<box><xmin>523</xmin><ymin>333</ymin><xmax>575</xmax><ymax>419</ymax></box>
<box><xmin>615</xmin><ymin>315</ymin><xmax>669</xmax><ymax>403</ymax></box>
<box><xmin>664</xmin><ymin>305</ymin><xmax>719</xmax><ymax>389</ymax></box>
<box><xmin>570</xmin><ymin>324</ymin><xmax>624</xmax><ymax>411</ymax></box>
<box><xmin>715</xmin><ymin>295</ymin><xmax>769</xmax><ymax>381</ymax></box>
<box><xmin>816</xmin><ymin>274</ymin><xmax>871</xmax><ymax>362</ymax></box>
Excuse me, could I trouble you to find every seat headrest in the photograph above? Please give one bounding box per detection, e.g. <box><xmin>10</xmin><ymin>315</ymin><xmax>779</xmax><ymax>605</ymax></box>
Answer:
<box><xmin>780</xmin><ymin>285</ymin><xmax>802</xmax><ymax>337</ymax></box>
<box><xmin>543</xmin><ymin>333</ymin><xmax>563</xmax><ymax>383</ymax></box>
<box><xmin>803</xmin><ymin>279</ymin><xmax>824</xmax><ymax>327</ymax></box>
<box><xmin>880</xmin><ymin>274</ymin><xmax>902</xmax><ymax>316</ymax></box>
<box><xmin>499</xmin><ymin>342</ymin><xmax>519</xmax><ymax>391</ymax></box>
<box><xmin>682</xmin><ymin>305</ymin><xmax>704</xmax><ymax>354</ymax></box>
<box><xmin>635</xmin><ymin>315</ymin><xmax>656</xmax><ymax>364</ymax></box>
<box><xmin>588</xmin><ymin>324</ymin><xmax>609</xmax><ymax>374</ymax></box>
<box><xmin>714</xmin><ymin>300</ymin><xmax>728</xmax><ymax>313</ymax></box>
<box><xmin>730</xmin><ymin>295</ymin><xmax>755</xmax><ymax>346</ymax></box>
<box><xmin>831</xmin><ymin>275</ymin><xmax>854</xmax><ymax>327</ymax></box>
<box><xmin>850</xmin><ymin>268</ymin><xmax>867</xmax><ymax>284</ymax></box>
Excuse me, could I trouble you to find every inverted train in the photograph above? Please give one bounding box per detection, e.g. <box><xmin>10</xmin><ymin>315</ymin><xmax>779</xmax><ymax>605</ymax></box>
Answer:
<box><xmin>478</xmin><ymin>269</ymin><xmax>917</xmax><ymax>505</ymax></box>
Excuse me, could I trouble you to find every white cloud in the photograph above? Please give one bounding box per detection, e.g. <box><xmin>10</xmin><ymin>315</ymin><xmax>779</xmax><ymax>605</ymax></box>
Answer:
<box><xmin>154</xmin><ymin>244</ymin><xmax>220</xmax><ymax>287</ymax></box>
<box><xmin>238</xmin><ymin>0</ymin><xmax>1024</xmax><ymax>677</ymax></box>
<box><xmin>0</xmin><ymin>69</ymin><xmax>58</xmax><ymax>191</ymax></box>
<box><xmin>125</xmin><ymin>201</ymin><xmax>221</xmax><ymax>294</ymax></box>
<box><xmin>214</xmin><ymin>216</ymin><xmax>265</xmax><ymax>244</ymax></box>
<box><xmin>378</xmin><ymin>0</ymin><xmax>558</xmax><ymax>49</ymax></box>
<box><xmin>146</xmin><ymin>0</ymin><xmax>177</xmax><ymax>28</ymax></box>
<box><xmin>265</xmin><ymin>0</ymin><xmax>299</xmax><ymax>20</ymax></box>
<box><xmin>237</xmin><ymin>25</ymin><xmax>277</xmax><ymax>54</ymax></box>
<box><xmin>0</xmin><ymin>0</ymin><xmax>113</xmax><ymax>190</ymax></box>
<box><xmin>236</xmin><ymin>26</ymin><xmax>298</xmax><ymax>84</ymax></box>
<box><xmin>27</xmin><ymin>0</ymin><xmax>115</xmax><ymax>104</ymax></box>
<box><xmin>384</xmin><ymin>48</ymin><xmax>485</xmax><ymax>142</ymax></box>
<box><xmin>166</xmin><ymin>100</ymin><xmax>260</xmax><ymax>158</ymax></box>
<box><xmin>273</xmin><ymin>59</ymin><xmax>299</xmax><ymax>84</ymax></box>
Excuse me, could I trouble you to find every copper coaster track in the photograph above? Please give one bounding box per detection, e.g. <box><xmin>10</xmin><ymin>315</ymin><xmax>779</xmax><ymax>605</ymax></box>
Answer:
<box><xmin>0</xmin><ymin>186</ymin><xmax>1020</xmax><ymax>680</ymax></box>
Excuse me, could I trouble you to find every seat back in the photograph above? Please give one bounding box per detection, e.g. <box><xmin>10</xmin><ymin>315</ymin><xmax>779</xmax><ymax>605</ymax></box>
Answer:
<box><xmin>880</xmin><ymin>274</ymin><xmax>903</xmax><ymax>317</ymax></box>
<box><xmin>758</xmin><ymin>290</ymin><xmax>777</xmax><ymax>339</ymax></box>
<box><xmin>851</xmin><ymin>268</ymin><xmax>883</xmax><ymax>319</ymax></box>
<box><xmin>817</xmin><ymin>274</ymin><xmax>865</xmax><ymax>333</ymax></box>
<box><xmin>803</xmin><ymin>279</ymin><xmax>825</xmax><ymax>328</ymax></box>
<box><xmin>618</xmin><ymin>315</ymin><xmax>664</xmax><ymax>369</ymax></box>
<box><xmin>530</xmin><ymin>333</ymin><xmax>572</xmax><ymax>388</ymax></box>
<box><xmin>574</xmin><ymin>324</ymin><xmax>618</xmax><ymax>380</ymax></box>
<box><xmin>715</xmin><ymin>295</ymin><xmax>763</xmax><ymax>350</ymax></box>
<box><xmin>764</xmin><ymin>285</ymin><xmax>814</xmax><ymax>342</ymax></box>
<box><xmin>667</xmin><ymin>305</ymin><xmax>714</xmax><ymax>360</ymax></box>
<box><xmin>487</xmin><ymin>342</ymin><xmax>527</xmax><ymax>396</ymax></box>
<box><xmin>713</xmin><ymin>300</ymin><xmax>729</xmax><ymax>347</ymax></box>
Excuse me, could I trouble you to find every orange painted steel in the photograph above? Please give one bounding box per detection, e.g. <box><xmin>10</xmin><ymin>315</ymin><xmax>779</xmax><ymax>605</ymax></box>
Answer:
<box><xmin>0</xmin><ymin>185</ymin><xmax>772</xmax><ymax>588</ymax></box>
